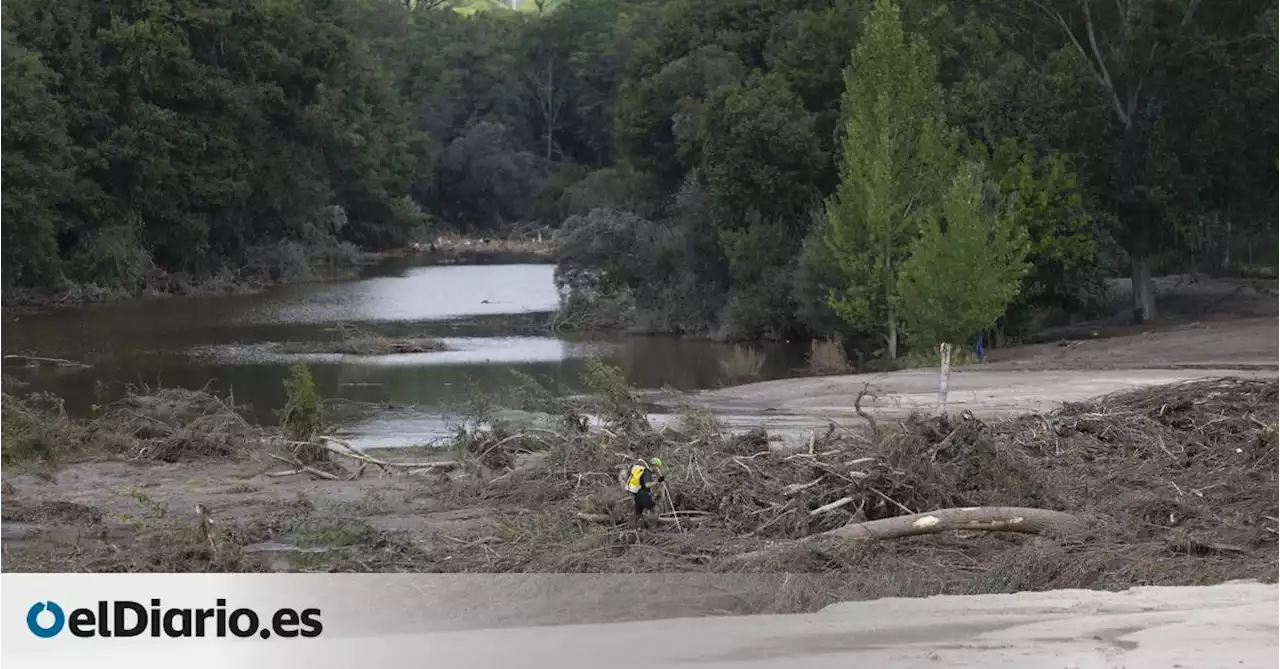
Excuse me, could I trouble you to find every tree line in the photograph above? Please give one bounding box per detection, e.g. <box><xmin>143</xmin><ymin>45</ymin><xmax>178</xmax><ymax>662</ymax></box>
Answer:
<box><xmin>4</xmin><ymin>0</ymin><xmax>1276</xmax><ymax>356</ymax></box>
<box><xmin>551</xmin><ymin>0</ymin><xmax>1276</xmax><ymax>355</ymax></box>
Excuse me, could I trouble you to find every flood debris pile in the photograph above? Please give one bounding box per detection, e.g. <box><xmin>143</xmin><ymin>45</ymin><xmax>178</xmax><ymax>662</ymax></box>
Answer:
<box><xmin>1</xmin><ymin>368</ymin><xmax>1275</xmax><ymax>600</ymax></box>
<box><xmin>424</xmin><ymin>376</ymin><xmax>1278</xmax><ymax>590</ymax></box>
<box><xmin>276</xmin><ymin>322</ymin><xmax>448</xmax><ymax>356</ymax></box>
<box><xmin>90</xmin><ymin>388</ymin><xmax>268</xmax><ymax>462</ymax></box>
<box><xmin>1</xmin><ymin>390</ymin><xmax>78</xmax><ymax>466</ymax></box>
<box><xmin>1</xmin><ymin>386</ymin><xmax>266</xmax><ymax>466</ymax></box>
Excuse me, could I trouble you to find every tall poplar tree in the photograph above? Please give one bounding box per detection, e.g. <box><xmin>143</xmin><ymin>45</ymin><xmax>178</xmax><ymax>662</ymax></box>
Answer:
<box><xmin>822</xmin><ymin>0</ymin><xmax>954</xmax><ymax>359</ymax></box>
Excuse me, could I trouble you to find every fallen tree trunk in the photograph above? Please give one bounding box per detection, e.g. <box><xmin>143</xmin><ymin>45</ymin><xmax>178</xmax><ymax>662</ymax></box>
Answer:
<box><xmin>815</xmin><ymin>506</ymin><xmax>1083</xmax><ymax>542</ymax></box>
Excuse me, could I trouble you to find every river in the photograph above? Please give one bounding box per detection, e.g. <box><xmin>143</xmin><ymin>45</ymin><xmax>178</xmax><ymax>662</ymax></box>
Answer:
<box><xmin>2</xmin><ymin>259</ymin><xmax>805</xmax><ymax>448</ymax></box>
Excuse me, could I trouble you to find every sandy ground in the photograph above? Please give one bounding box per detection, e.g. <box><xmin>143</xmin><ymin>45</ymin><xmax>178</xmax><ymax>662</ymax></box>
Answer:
<box><xmin>662</xmin><ymin>364</ymin><xmax>1280</xmax><ymax>448</ymax></box>
<box><xmin>370</xmin><ymin>581</ymin><xmax>1280</xmax><ymax>668</ymax></box>
<box><xmin>8</xmin><ymin>581</ymin><xmax>1273</xmax><ymax>668</ymax></box>
<box><xmin>650</xmin><ymin>276</ymin><xmax>1277</xmax><ymax>444</ymax></box>
<box><xmin>682</xmin><ymin>367</ymin><xmax>1275</xmax><ymax>428</ymax></box>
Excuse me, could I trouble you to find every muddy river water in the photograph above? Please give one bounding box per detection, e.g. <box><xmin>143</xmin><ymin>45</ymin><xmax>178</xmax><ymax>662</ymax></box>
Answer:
<box><xmin>3</xmin><ymin>259</ymin><xmax>805</xmax><ymax>448</ymax></box>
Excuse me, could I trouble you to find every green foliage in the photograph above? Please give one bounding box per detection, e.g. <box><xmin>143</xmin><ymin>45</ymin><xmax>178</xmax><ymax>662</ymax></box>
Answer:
<box><xmin>616</xmin><ymin>44</ymin><xmax>748</xmax><ymax>185</ymax></box>
<box><xmin>505</xmin><ymin>370</ymin><xmax>563</xmax><ymax>414</ymax></box>
<box><xmin>280</xmin><ymin>363</ymin><xmax>323</xmax><ymax>442</ymax></box>
<box><xmin>685</xmin><ymin>72</ymin><xmax>824</xmax><ymax>219</ymax></box>
<box><xmin>458</xmin><ymin>375</ymin><xmax>499</xmax><ymax>425</ymax></box>
<box><xmin>580</xmin><ymin>358</ymin><xmax>648</xmax><ymax>433</ymax></box>
<box><xmin>126</xmin><ymin>487</ymin><xmax>170</xmax><ymax>520</ymax></box>
<box><xmin>822</xmin><ymin>0</ymin><xmax>955</xmax><ymax>357</ymax></box>
<box><xmin>981</xmin><ymin>138</ymin><xmax>1108</xmax><ymax>329</ymax></box>
<box><xmin>897</xmin><ymin>162</ymin><xmax>1031</xmax><ymax>349</ymax></box>
<box><xmin>4</xmin><ymin>0</ymin><xmax>1271</xmax><ymax>351</ymax></box>
<box><xmin>0</xmin><ymin>392</ymin><xmax>76</xmax><ymax>467</ymax></box>
<box><xmin>0</xmin><ymin>24</ymin><xmax>73</xmax><ymax>291</ymax></box>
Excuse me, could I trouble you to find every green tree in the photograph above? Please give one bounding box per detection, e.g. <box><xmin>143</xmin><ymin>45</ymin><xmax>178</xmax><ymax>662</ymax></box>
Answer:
<box><xmin>822</xmin><ymin>0</ymin><xmax>954</xmax><ymax>359</ymax></box>
<box><xmin>1033</xmin><ymin>0</ymin><xmax>1276</xmax><ymax>320</ymax></box>
<box><xmin>983</xmin><ymin>138</ymin><xmax>1104</xmax><ymax>331</ymax></box>
<box><xmin>615</xmin><ymin>44</ymin><xmax>746</xmax><ymax>186</ymax></box>
<box><xmin>1</xmin><ymin>23</ymin><xmax>73</xmax><ymax>290</ymax></box>
<box><xmin>684</xmin><ymin>72</ymin><xmax>824</xmax><ymax>220</ymax></box>
<box><xmin>897</xmin><ymin>162</ymin><xmax>1030</xmax><ymax>351</ymax></box>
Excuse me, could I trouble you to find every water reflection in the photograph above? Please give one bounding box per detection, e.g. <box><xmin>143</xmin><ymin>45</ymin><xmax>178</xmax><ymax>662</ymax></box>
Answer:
<box><xmin>3</xmin><ymin>261</ymin><xmax>809</xmax><ymax>446</ymax></box>
<box><xmin>246</xmin><ymin>264</ymin><xmax>561</xmax><ymax>324</ymax></box>
<box><xmin>194</xmin><ymin>337</ymin><xmax>612</xmax><ymax>366</ymax></box>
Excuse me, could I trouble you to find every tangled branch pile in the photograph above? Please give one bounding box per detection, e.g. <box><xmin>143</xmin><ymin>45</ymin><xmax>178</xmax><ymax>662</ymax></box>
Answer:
<box><xmin>427</xmin><ymin>377</ymin><xmax>1278</xmax><ymax>588</ymax></box>
<box><xmin>90</xmin><ymin>388</ymin><xmax>271</xmax><ymax>462</ymax></box>
<box><xmin>278</xmin><ymin>323</ymin><xmax>448</xmax><ymax>356</ymax></box>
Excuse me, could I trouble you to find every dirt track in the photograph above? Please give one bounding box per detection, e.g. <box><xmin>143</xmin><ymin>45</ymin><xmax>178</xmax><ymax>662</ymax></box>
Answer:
<box><xmin>661</xmin><ymin>315</ymin><xmax>1277</xmax><ymax>444</ymax></box>
<box><xmin>681</xmin><ymin>368</ymin><xmax>1275</xmax><ymax>436</ymax></box>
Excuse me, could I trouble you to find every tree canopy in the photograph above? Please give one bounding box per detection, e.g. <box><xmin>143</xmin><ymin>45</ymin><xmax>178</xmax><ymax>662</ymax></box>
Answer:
<box><xmin>4</xmin><ymin>0</ymin><xmax>1275</xmax><ymax>357</ymax></box>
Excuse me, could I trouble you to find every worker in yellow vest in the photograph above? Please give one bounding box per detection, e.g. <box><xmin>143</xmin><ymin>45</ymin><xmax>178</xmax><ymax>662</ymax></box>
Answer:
<box><xmin>624</xmin><ymin>457</ymin><xmax>665</xmax><ymax>529</ymax></box>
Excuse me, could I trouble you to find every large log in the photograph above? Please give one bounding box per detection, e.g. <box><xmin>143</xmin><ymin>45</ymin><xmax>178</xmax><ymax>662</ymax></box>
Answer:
<box><xmin>815</xmin><ymin>506</ymin><xmax>1083</xmax><ymax>542</ymax></box>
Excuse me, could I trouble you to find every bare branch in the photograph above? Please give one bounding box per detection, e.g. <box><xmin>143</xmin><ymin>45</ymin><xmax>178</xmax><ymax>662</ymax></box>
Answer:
<box><xmin>1083</xmin><ymin>0</ymin><xmax>1132</xmax><ymax>128</ymax></box>
<box><xmin>854</xmin><ymin>383</ymin><xmax>878</xmax><ymax>436</ymax></box>
<box><xmin>1030</xmin><ymin>0</ymin><xmax>1107</xmax><ymax>88</ymax></box>
<box><xmin>1181</xmin><ymin>0</ymin><xmax>1202</xmax><ymax>28</ymax></box>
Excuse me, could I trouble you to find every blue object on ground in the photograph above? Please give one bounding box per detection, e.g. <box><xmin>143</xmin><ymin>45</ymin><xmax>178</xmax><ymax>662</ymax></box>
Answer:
<box><xmin>975</xmin><ymin>333</ymin><xmax>985</xmax><ymax>361</ymax></box>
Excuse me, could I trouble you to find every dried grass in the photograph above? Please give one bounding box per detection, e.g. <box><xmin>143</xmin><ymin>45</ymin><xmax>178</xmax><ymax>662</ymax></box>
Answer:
<box><xmin>280</xmin><ymin>323</ymin><xmax>447</xmax><ymax>356</ymax></box>
<box><xmin>86</xmin><ymin>386</ymin><xmax>267</xmax><ymax>462</ymax></box>
<box><xmin>719</xmin><ymin>345</ymin><xmax>766</xmax><ymax>384</ymax></box>
<box><xmin>806</xmin><ymin>338</ymin><xmax>851</xmax><ymax>376</ymax></box>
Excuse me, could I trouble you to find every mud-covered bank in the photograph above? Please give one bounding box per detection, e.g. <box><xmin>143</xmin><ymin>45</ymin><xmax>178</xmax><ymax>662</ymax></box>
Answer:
<box><xmin>2</xmin><ymin>236</ymin><xmax>556</xmax><ymax>315</ymax></box>
<box><xmin>3</xmin><ymin>362</ymin><xmax>1275</xmax><ymax>619</ymax></box>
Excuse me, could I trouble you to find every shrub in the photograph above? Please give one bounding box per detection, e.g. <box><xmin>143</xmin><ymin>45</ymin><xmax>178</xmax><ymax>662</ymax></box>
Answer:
<box><xmin>807</xmin><ymin>338</ymin><xmax>851</xmax><ymax>375</ymax></box>
<box><xmin>719</xmin><ymin>345</ymin><xmax>766</xmax><ymax>385</ymax></box>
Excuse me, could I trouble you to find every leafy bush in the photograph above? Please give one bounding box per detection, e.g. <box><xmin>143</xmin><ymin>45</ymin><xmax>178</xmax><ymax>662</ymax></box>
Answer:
<box><xmin>280</xmin><ymin>363</ymin><xmax>324</xmax><ymax>443</ymax></box>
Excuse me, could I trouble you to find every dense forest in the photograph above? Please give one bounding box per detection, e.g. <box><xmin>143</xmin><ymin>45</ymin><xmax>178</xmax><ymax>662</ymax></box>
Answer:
<box><xmin>4</xmin><ymin>0</ymin><xmax>1276</xmax><ymax>354</ymax></box>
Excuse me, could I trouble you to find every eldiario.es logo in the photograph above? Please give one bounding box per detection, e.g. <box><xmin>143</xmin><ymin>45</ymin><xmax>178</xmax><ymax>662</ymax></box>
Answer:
<box><xmin>27</xmin><ymin>599</ymin><xmax>322</xmax><ymax>639</ymax></box>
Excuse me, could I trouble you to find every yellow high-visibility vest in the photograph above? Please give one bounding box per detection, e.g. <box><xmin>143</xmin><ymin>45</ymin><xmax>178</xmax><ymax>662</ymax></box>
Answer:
<box><xmin>625</xmin><ymin>464</ymin><xmax>647</xmax><ymax>493</ymax></box>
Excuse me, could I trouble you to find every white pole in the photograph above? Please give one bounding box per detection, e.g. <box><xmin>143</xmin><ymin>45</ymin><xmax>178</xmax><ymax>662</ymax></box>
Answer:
<box><xmin>937</xmin><ymin>342</ymin><xmax>952</xmax><ymax>416</ymax></box>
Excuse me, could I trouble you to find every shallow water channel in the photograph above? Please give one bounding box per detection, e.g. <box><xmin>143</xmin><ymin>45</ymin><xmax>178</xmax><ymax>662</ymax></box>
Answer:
<box><xmin>3</xmin><ymin>259</ymin><xmax>805</xmax><ymax>448</ymax></box>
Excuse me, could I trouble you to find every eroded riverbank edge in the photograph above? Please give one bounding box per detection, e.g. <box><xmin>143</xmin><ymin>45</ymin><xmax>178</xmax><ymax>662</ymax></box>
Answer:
<box><xmin>1</xmin><ymin>240</ymin><xmax>555</xmax><ymax>314</ymax></box>
<box><xmin>5</xmin><ymin>364</ymin><xmax>1275</xmax><ymax>562</ymax></box>
<box><xmin>2</xmin><ymin>313</ymin><xmax>1276</xmax><ymax>640</ymax></box>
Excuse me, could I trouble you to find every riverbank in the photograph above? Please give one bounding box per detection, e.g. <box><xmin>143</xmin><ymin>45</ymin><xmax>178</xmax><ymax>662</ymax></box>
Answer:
<box><xmin>417</xmin><ymin>234</ymin><xmax>556</xmax><ymax>265</ymax></box>
<box><xmin>554</xmin><ymin>273</ymin><xmax>1280</xmax><ymax>348</ymax></box>
<box><xmin>1</xmin><ymin>234</ymin><xmax>557</xmax><ymax>314</ymax></box>
<box><xmin>3</xmin><ymin>360</ymin><xmax>1275</xmax><ymax>615</ymax></box>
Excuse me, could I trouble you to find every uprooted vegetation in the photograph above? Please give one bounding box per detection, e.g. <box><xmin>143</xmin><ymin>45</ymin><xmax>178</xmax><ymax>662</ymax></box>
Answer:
<box><xmin>276</xmin><ymin>322</ymin><xmax>448</xmax><ymax>356</ymax></box>
<box><xmin>1</xmin><ymin>385</ymin><xmax>266</xmax><ymax>467</ymax></box>
<box><xmin>421</xmin><ymin>375</ymin><xmax>1277</xmax><ymax>584</ymax></box>
<box><xmin>2</xmin><ymin>365</ymin><xmax>1276</xmax><ymax>609</ymax></box>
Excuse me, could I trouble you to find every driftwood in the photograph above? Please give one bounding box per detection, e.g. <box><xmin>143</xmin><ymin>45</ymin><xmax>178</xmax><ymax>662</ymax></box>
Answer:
<box><xmin>809</xmin><ymin>496</ymin><xmax>855</xmax><ymax>516</ymax></box>
<box><xmin>267</xmin><ymin>453</ymin><xmax>340</xmax><ymax>481</ymax></box>
<box><xmin>854</xmin><ymin>383</ymin><xmax>878</xmax><ymax>436</ymax></box>
<box><xmin>3</xmin><ymin>354</ymin><xmax>91</xmax><ymax>368</ymax></box>
<box><xmin>936</xmin><ymin>342</ymin><xmax>952</xmax><ymax>416</ymax></box>
<box><xmin>195</xmin><ymin>503</ymin><xmax>218</xmax><ymax>554</ymax></box>
<box><xmin>574</xmin><ymin>503</ymin><xmax>1079</xmax><ymax>543</ymax></box>
<box><xmin>726</xmin><ymin>506</ymin><xmax>1085</xmax><ymax>564</ymax></box>
<box><xmin>815</xmin><ymin>506</ymin><xmax>1083</xmax><ymax>542</ymax></box>
<box><xmin>267</xmin><ymin>436</ymin><xmax>459</xmax><ymax>481</ymax></box>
